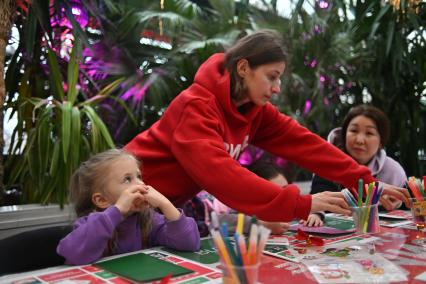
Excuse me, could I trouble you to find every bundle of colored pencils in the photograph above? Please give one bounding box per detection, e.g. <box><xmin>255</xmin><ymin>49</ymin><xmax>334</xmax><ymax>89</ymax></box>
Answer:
<box><xmin>342</xmin><ymin>179</ymin><xmax>384</xmax><ymax>233</ymax></box>
<box><xmin>407</xmin><ymin>176</ymin><xmax>426</xmax><ymax>201</ymax></box>
<box><xmin>341</xmin><ymin>179</ymin><xmax>384</xmax><ymax>208</ymax></box>
<box><xmin>210</xmin><ymin>212</ymin><xmax>271</xmax><ymax>284</ymax></box>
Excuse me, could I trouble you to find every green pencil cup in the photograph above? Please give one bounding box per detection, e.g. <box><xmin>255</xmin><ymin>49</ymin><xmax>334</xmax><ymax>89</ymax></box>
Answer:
<box><xmin>351</xmin><ymin>203</ymin><xmax>380</xmax><ymax>234</ymax></box>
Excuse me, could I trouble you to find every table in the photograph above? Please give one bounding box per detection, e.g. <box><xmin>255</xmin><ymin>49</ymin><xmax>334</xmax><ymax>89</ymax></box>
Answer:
<box><xmin>1</xmin><ymin>217</ymin><xmax>425</xmax><ymax>283</ymax></box>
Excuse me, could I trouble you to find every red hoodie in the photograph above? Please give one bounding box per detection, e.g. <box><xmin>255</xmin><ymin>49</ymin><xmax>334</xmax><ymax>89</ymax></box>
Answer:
<box><xmin>125</xmin><ymin>53</ymin><xmax>375</xmax><ymax>222</ymax></box>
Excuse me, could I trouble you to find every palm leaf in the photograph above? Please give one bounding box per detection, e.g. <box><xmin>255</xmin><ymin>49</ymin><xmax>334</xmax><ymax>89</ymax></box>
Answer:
<box><xmin>47</xmin><ymin>48</ymin><xmax>65</xmax><ymax>101</ymax></box>
<box><xmin>61</xmin><ymin>101</ymin><xmax>72</xmax><ymax>162</ymax></box>
<box><xmin>67</xmin><ymin>40</ymin><xmax>82</xmax><ymax>104</ymax></box>
<box><xmin>70</xmin><ymin>106</ymin><xmax>82</xmax><ymax>170</ymax></box>
<box><xmin>208</xmin><ymin>0</ymin><xmax>235</xmax><ymax>22</ymax></box>
<box><xmin>137</xmin><ymin>10</ymin><xmax>190</xmax><ymax>27</ymax></box>
<box><xmin>83</xmin><ymin>105</ymin><xmax>115</xmax><ymax>149</ymax></box>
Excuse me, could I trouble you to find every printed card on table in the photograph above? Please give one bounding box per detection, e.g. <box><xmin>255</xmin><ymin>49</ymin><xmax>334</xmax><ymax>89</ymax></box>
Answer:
<box><xmin>378</xmin><ymin>210</ymin><xmax>412</xmax><ymax>220</ymax></box>
<box><xmin>305</xmin><ymin>254</ymin><xmax>408</xmax><ymax>283</ymax></box>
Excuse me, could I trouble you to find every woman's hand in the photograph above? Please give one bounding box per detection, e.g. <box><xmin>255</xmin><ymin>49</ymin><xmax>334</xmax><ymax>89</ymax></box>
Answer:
<box><xmin>379</xmin><ymin>182</ymin><xmax>410</xmax><ymax>211</ymax></box>
<box><xmin>311</xmin><ymin>191</ymin><xmax>351</xmax><ymax>215</ymax></box>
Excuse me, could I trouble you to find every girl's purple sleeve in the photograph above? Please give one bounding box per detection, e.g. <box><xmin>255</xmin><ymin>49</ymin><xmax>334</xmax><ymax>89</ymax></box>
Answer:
<box><xmin>150</xmin><ymin>209</ymin><xmax>200</xmax><ymax>251</ymax></box>
<box><xmin>57</xmin><ymin>206</ymin><xmax>124</xmax><ymax>265</ymax></box>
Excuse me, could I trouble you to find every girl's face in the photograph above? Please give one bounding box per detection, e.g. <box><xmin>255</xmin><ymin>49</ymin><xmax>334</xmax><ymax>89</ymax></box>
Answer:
<box><xmin>345</xmin><ymin>115</ymin><xmax>381</xmax><ymax>165</ymax></box>
<box><xmin>237</xmin><ymin>60</ymin><xmax>285</xmax><ymax>106</ymax></box>
<box><xmin>102</xmin><ymin>156</ymin><xmax>144</xmax><ymax>204</ymax></box>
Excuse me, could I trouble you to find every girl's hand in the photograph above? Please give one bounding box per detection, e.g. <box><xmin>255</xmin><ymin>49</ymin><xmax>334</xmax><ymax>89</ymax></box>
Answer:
<box><xmin>259</xmin><ymin>221</ymin><xmax>290</xmax><ymax>235</ymax></box>
<box><xmin>115</xmin><ymin>186</ymin><xmax>145</xmax><ymax>216</ymax></box>
<box><xmin>311</xmin><ymin>191</ymin><xmax>351</xmax><ymax>215</ymax></box>
<box><xmin>142</xmin><ymin>185</ymin><xmax>170</xmax><ymax>208</ymax></box>
<box><xmin>143</xmin><ymin>185</ymin><xmax>181</xmax><ymax>221</ymax></box>
<box><xmin>300</xmin><ymin>214</ymin><xmax>324</xmax><ymax>227</ymax></box>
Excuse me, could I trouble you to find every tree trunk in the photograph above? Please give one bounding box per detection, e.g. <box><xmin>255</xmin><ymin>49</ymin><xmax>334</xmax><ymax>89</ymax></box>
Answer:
<box><xmin>0</xmin><ymin>0</ymin><xmax>16</xmax><ymax>203</ymax></box>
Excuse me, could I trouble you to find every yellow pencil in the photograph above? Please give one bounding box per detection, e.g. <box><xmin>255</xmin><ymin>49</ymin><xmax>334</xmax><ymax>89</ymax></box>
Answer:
<box><xmin>236</xmin><ymin>213</ymin><xmax>245</xmax><ymax>235</ymax></box>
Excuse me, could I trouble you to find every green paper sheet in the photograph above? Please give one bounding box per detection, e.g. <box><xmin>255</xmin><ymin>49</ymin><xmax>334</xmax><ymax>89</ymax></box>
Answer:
<box><xmin>95</xmin><ymin>252</ymin><xmax>193</xmax><ymax>282</ymax></box>
<box><xmin>162</xmin><ymin>238</ymin><xmax>220</xmax><ymax>264</ymax></box>
<box><xmin>324</xmin><ymin>215</ymin><xmax>355</xmax><ymax>230</ymax></box>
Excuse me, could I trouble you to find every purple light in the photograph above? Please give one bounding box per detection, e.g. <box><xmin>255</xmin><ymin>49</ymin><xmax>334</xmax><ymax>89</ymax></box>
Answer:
<box><xmin>50</xmin><ymin>1</ymin><xmax>88</xmax><ymax>28</ymax></box>
<box><xmin>318</xmin><ymin>0</ymin><xmax>329</xmax><ymax>9</ymax></box>
<box><xmin>121</xmin><ymin>83</ymin><xmax>148</xmax><ymax>102</ymax></box>
<box><xmin>303</xmin><ymin>100</ymin><xmax>312</xmax><ymax>115</ymax></box>
<box><xmin>310</xmin><ymin>59</ymin><xmax>317</xmax><ymax>68</ymax></box>
<box><xmin>314</xmin><ymin>25</ymin><xmax>322</xmax><ymax>34</ymax></box>
<box><xmin>302</xmin><ymin>32</ymin><xmax>312</xmax><ymax>41</ymax></box>
<box><xmin>323</xmin><ymin>97</ymin><xmax>330</xmax><ymax>106</ymax></box>
<box><xmin>238</xmin><ymin>147</ymin><xmax>264</xmax><ymax>166</ymax></box>
<box><xmin>238</xmin><ymin>150</ymin><xmax>253</xmax><ymax>166</ymax></box>
<box><xmin>274</xmin><ymin>157</ymin><xmax>288</xmax><ymax>168</ymax></box>
<box><xmin>320</xmin><ymin>75</ymin><xmax>326</xmax><ymax>82</ymax></box>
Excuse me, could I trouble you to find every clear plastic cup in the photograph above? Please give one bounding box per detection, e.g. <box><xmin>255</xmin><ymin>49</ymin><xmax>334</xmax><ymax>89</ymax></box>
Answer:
<box><xmin>351</xmin><ymin>203</ymin><xmax>380</xmax><ymax>234</ymax></box>
<box><xmin>221</xmin><ymin>261</ymin><xmax>260</xmax><ymax>284</ymax></box>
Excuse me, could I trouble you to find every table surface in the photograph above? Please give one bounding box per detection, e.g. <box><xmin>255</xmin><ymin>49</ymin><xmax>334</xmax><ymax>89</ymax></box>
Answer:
<box><xmin>1</xmin><ymin>214</ymin><xmax>426</xmax><ymax>284</ymax></box>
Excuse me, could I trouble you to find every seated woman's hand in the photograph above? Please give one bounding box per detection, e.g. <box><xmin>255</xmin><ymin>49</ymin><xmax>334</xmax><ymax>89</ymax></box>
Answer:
<box><xmin>311</xmin><ymin>191</ymin><xmax>351</xmax><ymax>215</ymax></box>
<box><xmin>380</xmin><ymin>194</ymin><xmax>402</xmax><ymax>211</ymax></box>
<box><xmin>380</xmin><ymin>182</ymin><xmax>410</xmax><ymax>210</ymax></box>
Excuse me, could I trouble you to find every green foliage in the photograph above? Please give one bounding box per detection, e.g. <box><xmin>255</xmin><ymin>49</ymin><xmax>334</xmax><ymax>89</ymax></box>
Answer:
<box><xmin>5</xmin><ymin>1</ymin><xmax>118</xmax><ymax>205</ymax></box>
<box><xmin>6</xmin><ymin>42</ymin><xmax>116</xmax><ymax>205</ymax></box>
<box><xmin>5</xmin><ymin>0</ymin><xmax>425</xmax><ymax>206</ymax></box>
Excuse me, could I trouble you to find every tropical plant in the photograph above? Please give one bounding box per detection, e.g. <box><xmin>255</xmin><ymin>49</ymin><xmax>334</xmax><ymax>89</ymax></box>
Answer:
<box><xmin>6</xmin><ymin>39</ymin><xmax>117</xmax><ymax>205</ymax></box>
<box><xmin>4</xmin><ymin>0</ymin><xmax>121</xmax><ymax>205</ymax></box>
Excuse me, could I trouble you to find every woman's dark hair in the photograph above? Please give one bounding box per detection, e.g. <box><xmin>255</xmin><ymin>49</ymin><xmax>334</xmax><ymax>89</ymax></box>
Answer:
<box><xmin>224</xmin><ymin>30</ymin><xmax>287</xmax><ymax>102</ymax></box>
<box><xmin>341</xmin><ymin>104</ymin><xmax>390</xmax><ymax>151</ymax></box>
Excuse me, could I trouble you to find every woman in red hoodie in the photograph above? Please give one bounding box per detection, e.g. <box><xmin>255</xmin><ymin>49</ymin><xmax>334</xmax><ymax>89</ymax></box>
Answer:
<box><xmin>125</xmin><ymin>30</ymin><xmax>410</xmax><ymax>223</ymax></box>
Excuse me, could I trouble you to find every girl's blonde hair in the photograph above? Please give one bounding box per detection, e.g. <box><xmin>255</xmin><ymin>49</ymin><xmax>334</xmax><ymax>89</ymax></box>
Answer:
<box><xmin>69</xmin><ymin>148</ymin><xmax>153</xmax><ymax>247</ymax></box>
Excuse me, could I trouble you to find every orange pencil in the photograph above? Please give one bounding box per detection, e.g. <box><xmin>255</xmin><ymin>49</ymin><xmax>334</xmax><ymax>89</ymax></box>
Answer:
<box><xmin>211</xmin><ymin>230</ymin><xmax>240</xmax><ymax>284</ymax></box>
<box><xmin>408</xmin><ymin>180</ymin><xmax>423</xmax><ymax>201</ymax></box>
<box><xmin>247</xmin><ymin>224</ymin><xmax>258</xmax><ymax>265</ymax></box>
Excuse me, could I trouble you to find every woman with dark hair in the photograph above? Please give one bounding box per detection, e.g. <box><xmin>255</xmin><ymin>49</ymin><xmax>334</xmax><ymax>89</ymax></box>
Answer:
<box><xmin>311</xmin><ymin>104</ymin><xmax>407</xmax><ymax>210</ymax></box>
<box><xmin>125</xmin><ymin>30</ymin><xmax>409</xmax><ymax>223</ymax></box>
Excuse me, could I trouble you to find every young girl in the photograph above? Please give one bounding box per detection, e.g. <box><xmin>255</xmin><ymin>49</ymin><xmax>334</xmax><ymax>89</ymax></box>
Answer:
<box><xmin>57</xmin><ymin>149</ymin><xmax>200</xmax><ymax>265</ymax></box>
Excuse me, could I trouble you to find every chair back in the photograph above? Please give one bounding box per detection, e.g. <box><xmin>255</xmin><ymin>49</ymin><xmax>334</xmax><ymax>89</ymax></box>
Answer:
<box><xmin>0</xmin><ymin>225</ymin><xmax>72</xmax><ymax>276</ymax></box>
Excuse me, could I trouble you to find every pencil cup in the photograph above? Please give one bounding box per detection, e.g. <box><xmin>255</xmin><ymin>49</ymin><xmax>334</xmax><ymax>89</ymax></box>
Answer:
<box><xmin>409</xmin><ymin>197</ymin><xmax>426</xmax><ymax>232</ymax></box>
<box><xmin>351</xmin><ymin>203</ymin><xmax>380</xmax><ymax>234</ymax></box>
<box><xmin>220</xmin><ymin>261</ymin><xmax>260</xmax><ymax>284</ymax></box>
